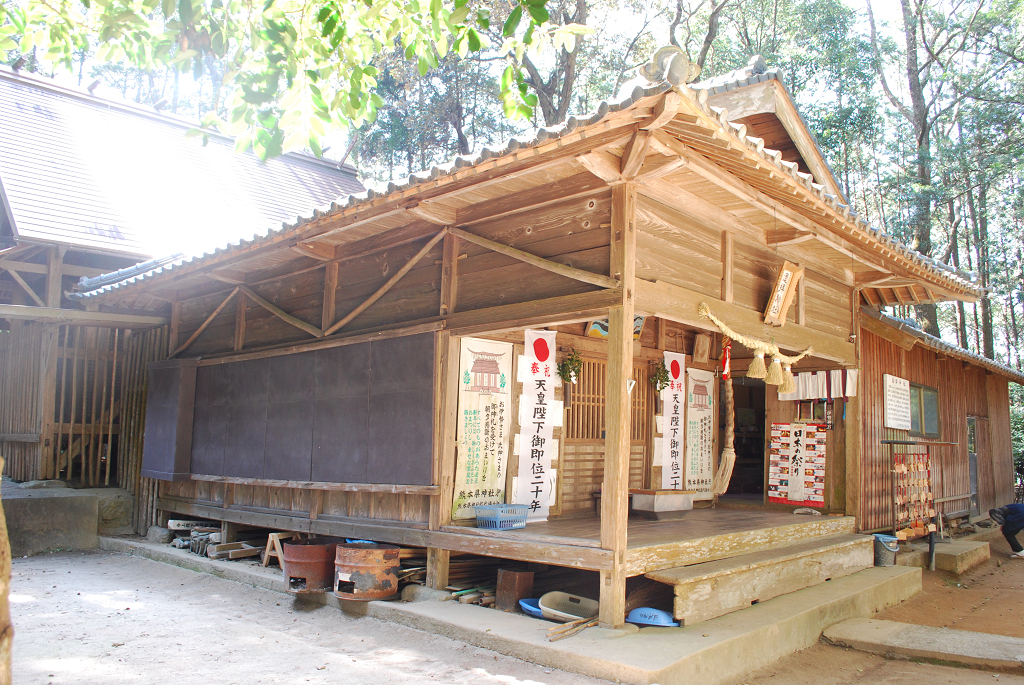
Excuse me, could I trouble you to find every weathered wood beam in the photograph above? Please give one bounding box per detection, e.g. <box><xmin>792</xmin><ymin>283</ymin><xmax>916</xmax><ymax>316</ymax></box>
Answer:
<box><xmin>169</xmin><ymin>301</ymin><xmax>182</xmax><ymax>349</ymax></box>
<box><xmin>634</xmin><ymin>279</ymin><xmax>856</xmax><ymax>364</ymax></box>
<box><xmin>796</xmin><ymin>266</ymin><xmax>806</xmax><ymax>326</ymax></box>
<box><xmin>620</xmin><ymin>130</ymin><xmax>653</xmax><ymax>178</ymax></box>
<box><xmin>207</xmin><ymin>268</ymin><xmax>247</xmax><ymax>285</ymax></box>
<box><xmin>576</xmin><ymin>150</ymin><xmax>624</xmax><ymax>184</ymax></box>
<box><xmin>239</xmin><ymin>285</ymin><xmax>324</xmax><ymax>339</ymax></box>
<box><xmin>439</xmin><ymin>234</ymin><xmax>460</xmax><ymax>316</ymax></box>
<box><xmin>322</xmin><ymin>261</ymin><xmax>339</xmax><ymax>330</ymax></box>
<box><xmin>639</xmin><ymin>179</ymin><xmax>766</xmax><ymax>246</ymax></box>
<box><xmin>170</xmin><ymin>287</ymin><xmax>239</xmax><ymax>358</ymax></box>
<box><xmin>4</xmin><ymin>268</ymin><xmax>45</xmax><ymax>306</ymax></box>
<box><xmin>767</xmin><ymin>228</ymin><xmax>814</xmax><ymax>246</ymax></box>
<box><xmin>233</xmin><ymin>291</ymin><xmax>247</xmax><ymax>352</ymax></box>
<box><xmin>427</xmin><ymin>331</ymin><xmax>460</xmax><ymax>589</ymax></box>
<box><xmin>444</xmin><ymin>288</ymin><xmax>621</xmax><ymax>336</ymax></box>
<box><xmin>641</xmin><ymin>91</ymin><xmax>682</xmax><ymax>131</ymax></box>
<box><xmin>46</xmin><ymin>245</ymin><xmax>66</xmax><ymax>308</ymax></box>
<box><xmin>406</xmin><ymin>201</ymin><xmax>457</xmax><ymax>226</ymax></box>
<box><xmin>291</xmin><ymin>241</ymin><xmax>335</xmax><ymax>261</ymax></box>
<box><xmin>635</xmin><ymin>156</ymin><xmax>688</xmax><ymax>181</ymax></box>
<box><xmin>324</xmin><ymin>229</ymin><xmax>447</xmax><ymax>336</ymax></box>
<box><xmin>600</xmin><ymin>183</ymin><xmax>636</xmax><ymax>629</ymax></box>
<box><xmin>721</xmin><ymin>231</ymin><xmax>734</xmax><ymax>303</ymax></box>
<box><xmin>448</xmin><ymin>226</ymin><xmax>619</xmax><ymax>290</ymax></box>
<box><xmin>0</xmin><ymin>259</ymin><xmax>107</xmax><ymax>279</ymax></box>
<box><xmin>190</xmin><ymin>474</ymin><xmax>440</xmax><ymax>495</ymax></box>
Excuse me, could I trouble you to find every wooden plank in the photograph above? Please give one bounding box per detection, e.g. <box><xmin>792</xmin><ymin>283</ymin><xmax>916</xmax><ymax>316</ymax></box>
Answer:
<box><xmin>169</xmin><ymin>301</ymin><xmax>182</xmax><ymax>352</ymax></box>
<box><xmin>0</xmin><ymin>259</ymin><xmax>107</xmax><ymax>279</ymax></box>
<box><xmin>0</xmin><ymin>434</ymin><xmax>41</xmax><ymax>443</ymax></box>
<box><xmin>0</xmin><ymin>304</ymin><xmax>169</xmax><ymax>327</ymax></box>
<box><xmin>291</xmin><ymin>241</ymin><xmax>335</xmax><ymax>261</ymax></box>
<box><xmin>324</xmin><ymin>228</ymin><xmax>447</xmax><ymax>336</ymax></box>
<box><xmin>444</xmin><ymin>288</ymin><xmax>621</xmax><ymax>336</ymax></box>
<box><xmin>406</xmin><ymin>201</ymin><xmax>456</xmax><ymax>226</ymax></box>
<box><xmin>427</xmin><ymin>331</ymin><xmax>460</xmax><ymax>589</ymax></box>
<box><xmin>641</xmin><ymin>91</ymin><xmax>681</xmax><ymax>131</ymax></box>
<box><xmin>599</xmin><ymin>182</ymin><xmax>636</xmax><ymax>629</ymax></box>
<box><xmin>189</xmin><ymin>474</ymin><xmax>440</xmax><ymax>495</ymax></box>
<box><xmin>576</xmin><ymin>150</ymin><xmax>624</xmax><ymax>184</ymax></box>
<box><xmin>4</xmin><ymin>268</ymin><xmax>45</xmax><ymax>307</ymax></box>
<box><xmin>448</xmin><ymin>227</ymin><xmax>618</xmax><ymax>290</ymax></box>
<box><xmin>46</xmin><ymin>246</ymin><xmax>65</xmax><ymax>308</ymax></box>
<box><xmin>169</xmin><ymin>288</ymin><xmax>239</xmax><ymax>358</ymax></box>
<box><xmin>634</xmin><ymin>279</ymin><xmax>856</xmax><ymax>364</ymax></box>
<box><xmin>239</xmin><ymin>285</ymin><xmax>324</xmax><ymax>339</ymax></box>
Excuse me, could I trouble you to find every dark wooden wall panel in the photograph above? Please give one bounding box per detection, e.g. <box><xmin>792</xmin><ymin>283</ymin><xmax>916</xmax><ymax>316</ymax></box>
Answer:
<box><xmin>987</xmin><ymin>375</ymin><xmax>1015</xmax><ymax>506</ymax></box>
<box><xmin>140</xmin><ymin>359</ymin><xmax>197</xmax><ymax>481</ymax></box>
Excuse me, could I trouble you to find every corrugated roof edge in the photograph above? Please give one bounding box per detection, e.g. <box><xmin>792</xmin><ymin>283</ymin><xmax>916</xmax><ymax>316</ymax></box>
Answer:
<box><xmin>863</xmin><ymin>307</ymin><xmax>1024</xmax><ymax>385</ymax></box>
<box><xmin>69</xmin><ymin>66</ymin><xmax>981</xmax><ymax>302</ymax></box>
<box><xmin>0</xmin><ymin>67</ymin><xmax>359</xmax><ymax>177</ymax></box>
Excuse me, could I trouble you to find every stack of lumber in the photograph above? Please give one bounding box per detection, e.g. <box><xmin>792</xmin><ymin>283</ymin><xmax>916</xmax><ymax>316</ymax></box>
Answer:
<box><xmin>207</xmin><ymin>540</ymin><xmax>267</xmax><ymax>560</ymax></box>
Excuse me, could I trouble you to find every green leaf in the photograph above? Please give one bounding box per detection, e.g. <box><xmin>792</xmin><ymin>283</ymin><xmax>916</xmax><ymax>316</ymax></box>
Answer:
<box><xmin>466</xmin><ymin>28</ymin><xmax>480</xmax><ymax>51</ymax></box>
<box><xmin>501</xmin><ymin>64</ymin><xmax>514</xmax><ymax>90</ymax></box>
<box><xmin>502</xmin><ymin>6</ymin><xmax>522</xmax><ymax>37</ymax></box>
<box><xmin>418</xmin><ymin>54</ymin><xmax>429</xmax><ymax>76</ymax></box>
<box><xmin>178</xmin><ymin>0</ymin><xmax>193</xmax><ymax>24</ymax></box>
<box><xmin>526</xmin><ymin>4</ymin><xmax>548</xmax><ymax>24</ymax></box>
<box><xmin>429</xmin><ymin>0</ymin><xmax>441</xmax><ymax>19</ymax></box>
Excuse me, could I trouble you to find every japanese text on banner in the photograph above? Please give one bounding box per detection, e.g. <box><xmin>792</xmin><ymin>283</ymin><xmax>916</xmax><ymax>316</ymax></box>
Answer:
<box><xmin>514</xmin><ymin>330</ymin><xmax>558</xmax><ymax>522</ymax></box>
<box><xmin>660</xmin><ymin>351</ymin><xmax>686</xmax><ymax>490</ymax></box>
<box><xmin>452</xmin><ymin>338</ymin><xmax>513</xmax><ymax>519</ymax></box>
<box><xmin>685</xmin><ymin>368</ymin><xmax>715</xmax><ymax>493</ymax></box>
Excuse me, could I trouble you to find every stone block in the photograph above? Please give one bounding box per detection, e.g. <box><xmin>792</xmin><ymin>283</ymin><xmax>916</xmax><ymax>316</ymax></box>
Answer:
<box><xmin>4</xmin><ymin>489</ymin><xmax>98</xmax><ymax>556</ymax></box>
<box><xmin>147</xmin><ymin>526</ymin><xmax>174</xmax><ymax>544</ymax></box>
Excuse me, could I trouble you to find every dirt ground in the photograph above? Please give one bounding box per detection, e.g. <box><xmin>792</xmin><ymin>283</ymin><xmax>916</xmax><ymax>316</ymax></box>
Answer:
<box><xmin>12</xmin><ymin>551</ymin><xmax>610</xmax><ymax>685</ymax></box>
<box><xmin>876</xmin><ymin>532</ymin><xmax>1024</xmax><ymax>638</ymax></box>
<box><xmin>12</xmin><ymin>541</ymin><xmax>1024</xmax><ymax>685</ymax></box>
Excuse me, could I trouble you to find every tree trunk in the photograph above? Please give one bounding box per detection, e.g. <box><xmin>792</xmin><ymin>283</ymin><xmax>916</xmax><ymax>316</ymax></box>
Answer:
<box><xmin>899</xmin><ymin>0</ymin><xmax>939</xmax><ymax>337</ymax></box>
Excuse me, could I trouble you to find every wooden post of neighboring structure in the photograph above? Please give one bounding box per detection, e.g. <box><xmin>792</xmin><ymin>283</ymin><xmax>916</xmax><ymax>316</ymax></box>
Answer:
<box><xmin>599</xmin><ymin>183</ymin><xmax>636</xmax><ymax>628</ymax></box>
<box><xmin>845</xmin><ymin>289</ymin><xmax>863</xmax><ymax>526</ymax></box>
<box><xmin>427</xmin><ymin>330</ymin><xmax>461</xmax><ymax>590</ymax></box>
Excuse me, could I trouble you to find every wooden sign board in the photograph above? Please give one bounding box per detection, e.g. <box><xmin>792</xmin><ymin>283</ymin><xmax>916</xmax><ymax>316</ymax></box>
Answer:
<box><xmin>692</xmin><ymin>333</ymin><xmax>712</xmax><ymax>364</ymax></box>
<box><xmin>763</xmin><ymin>261</ymin><xmax>804</xmax><ymax>327</ymax></box>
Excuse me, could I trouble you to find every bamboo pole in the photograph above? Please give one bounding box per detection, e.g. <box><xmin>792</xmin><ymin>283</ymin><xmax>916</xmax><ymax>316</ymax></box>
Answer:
<box><xmin>95</xmin><ymin>329</ymin><xmax>110</xmax><ymax>486</ymax></box>
<box><xmin>54</xmin><ymin>325</ymin><xmax>68</xmax><ymax>480</ymax></box>
<box><xmin>65</xmin><ymin>327</ymin><xmax>80</xmax><ymax>480</ymax></box>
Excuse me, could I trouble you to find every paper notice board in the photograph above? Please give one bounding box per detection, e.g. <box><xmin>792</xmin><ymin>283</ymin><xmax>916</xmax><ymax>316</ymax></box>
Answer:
<box><xmin>768</xmin><ymin>422</ymin><xmax>827</xmax><ymax>507</ymax></box>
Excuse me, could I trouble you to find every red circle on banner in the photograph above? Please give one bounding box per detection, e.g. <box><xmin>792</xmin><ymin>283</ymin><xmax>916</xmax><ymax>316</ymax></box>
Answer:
<box><xmin>670</xmin><ymin>359</ymin><xmax>681</xmax><ymax>379</ymax></box>
<box><xmin>533</xmin><ymin>338</ymin><xmax>550</xmax><ymax>362</ymax></box>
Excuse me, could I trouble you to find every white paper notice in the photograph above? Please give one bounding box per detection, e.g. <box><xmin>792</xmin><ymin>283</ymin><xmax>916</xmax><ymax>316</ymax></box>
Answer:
<box><xmin>685</xmin><ymin>368</ymin><xmax>716</xmax><ymax>494</ymax></box>
<box><xmin>883</xmin><ymin>374</ymin><xmax>911</xmax><ymax>430</ymax></box>
<box><xmin>660</xmin><ymin>352</ymin><xmax>686</xmax><ymax>490</ymax></box>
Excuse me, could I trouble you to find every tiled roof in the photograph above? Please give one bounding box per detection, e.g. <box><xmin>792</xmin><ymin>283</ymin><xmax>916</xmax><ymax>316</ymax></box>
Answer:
<box><xmin>864</xmin><ymin>307</ymin><xmax>1024</xmax><ymax>384</ymax></box>
<box><xmin>0</xmin><ymin>68</ymin><xmax>364</xmax><ymax>258</ymax></box>
<box><xmin>70</xmin><ymin>59</ymin><xmax>981</xmax><ymax>302</ymax></box>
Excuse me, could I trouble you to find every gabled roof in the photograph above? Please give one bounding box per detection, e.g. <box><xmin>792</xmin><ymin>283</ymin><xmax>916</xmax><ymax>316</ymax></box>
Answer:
<box><xmin>862</xmin><ymin>307</ymin><xmax>1024</xmax><ymax>384</ymax></box>
<box><xmin>0</xmin><ymin>68</ymin><xmax>364</xmax><ymax>258</ymax></box>
<box><xmin>70</xmin><ymin>63</ymin><xmax>982</xmax><ymax>309</ymax></box>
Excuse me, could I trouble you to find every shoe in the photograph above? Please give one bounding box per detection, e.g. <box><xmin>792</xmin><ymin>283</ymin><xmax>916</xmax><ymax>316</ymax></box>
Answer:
<box><xmin>1010</xmin><ymin>553</ymin><xmax>1024</xmax><ymax>559</ymax></box>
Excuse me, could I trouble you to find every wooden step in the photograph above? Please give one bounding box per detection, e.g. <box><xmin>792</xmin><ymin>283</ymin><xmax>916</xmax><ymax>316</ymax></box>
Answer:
<box><xmin>645</xmin><ymin>534</ymin><xmax>873</xmax><ymax>625</ymax></box>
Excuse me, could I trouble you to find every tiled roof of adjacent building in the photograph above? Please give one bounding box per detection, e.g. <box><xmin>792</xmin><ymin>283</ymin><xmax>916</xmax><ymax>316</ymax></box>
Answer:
<box><xmin>0</xmin><ymin>68</ymin><xmax>364</xmax><ymax>258</ymax></box>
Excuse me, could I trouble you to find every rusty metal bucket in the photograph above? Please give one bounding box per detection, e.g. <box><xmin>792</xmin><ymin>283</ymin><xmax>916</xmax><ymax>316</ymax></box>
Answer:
<box><xmin>334</xmin><ymin>542</ymin><xmax>401</xmax><ymax>601</ymax></box>
<box><xmin>281</xmin><ymin>537</ymin><xmax>342</xmax><ymax>593</ymax></box>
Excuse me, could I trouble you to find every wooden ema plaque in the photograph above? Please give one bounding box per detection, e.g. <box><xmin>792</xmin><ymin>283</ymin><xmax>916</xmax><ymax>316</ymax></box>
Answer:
<box><xmin>763</xmin><ymin>261</ymin><xmax>804</xmax><ymax>327</ymax></box>
<box><xmin>891</xmin><ymin>445</ymin><xmax>936</xmax><ymax>540</ymax></box>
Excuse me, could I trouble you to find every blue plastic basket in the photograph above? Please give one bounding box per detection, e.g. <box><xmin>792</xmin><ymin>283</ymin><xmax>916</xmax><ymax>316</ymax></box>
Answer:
<box><xmin>519</xmin><ymin>598</ymin><xmax>544</xmax><ymax>618</ymax></box>
<box><xmin>474</xmin><ymin>504</ymin><xmax>528</xmax><ymax>530</ymax></box>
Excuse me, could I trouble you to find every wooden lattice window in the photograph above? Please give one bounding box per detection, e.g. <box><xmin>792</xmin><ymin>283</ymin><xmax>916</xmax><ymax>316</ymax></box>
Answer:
<box><xmin>564</xmin><ymin>358</ymin><xmax>649</xmax><ymax>441</ymax></box>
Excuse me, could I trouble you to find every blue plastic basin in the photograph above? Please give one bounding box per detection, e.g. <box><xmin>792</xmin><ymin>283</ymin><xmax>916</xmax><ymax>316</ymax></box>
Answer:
<box><xmin>519</xmin><ymin>598</ymin><xmax>544</xmax><ymax>618</ymax></box>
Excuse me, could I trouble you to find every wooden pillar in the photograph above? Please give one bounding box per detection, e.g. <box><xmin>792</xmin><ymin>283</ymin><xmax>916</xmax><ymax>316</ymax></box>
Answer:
<box><xmin>45</xmin><ymin>245</ymin><xmax>66</xmax><ymax>308</ymax></box>
<box><xmin>439</xmin><ymin>233</ymin><xmax>460</xmax><ymax>316</ymax></box>
<box><xmin>169</xmin><ymin>301</ymin><xmax>182</xmax><ymax>352</ymax></box>
<box><xmin>720</xmin><ymin>231</ymin><xmax>734</xmax><ymax>303</ymax></box>
<box><xmin>37</xmin><ymin>323</ymin><xmax>59</xmax><ymax>479</ymax></box>
<box><xmin>322</xmin><ymin>261</ymin><xmax>338</xmax><ymax>330</ymax></box>
<box><xmin>599</xmin><ymin>183</ymin><xmax>636</xmax><ymax>628</ymax></box>
<box><xmin>233</xmin><ymin>292</ymin><xmax>247</xmax><ymax>352</ymax></box>
<box><xmin>845</xmin><ymin>290</ymin><xmax>863</xmax><ymax>527</ymax></box>
<box><xmin>427</xmin><ymin>331</ymin><xmax>460</xmax><ymax>590</ymax></box>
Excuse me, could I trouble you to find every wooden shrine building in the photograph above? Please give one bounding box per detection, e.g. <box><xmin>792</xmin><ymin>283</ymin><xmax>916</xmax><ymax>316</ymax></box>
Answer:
<box><xmin>65</xmin><ymin>56</ymin><xmax>1018</xmax><ymax>627</ymax></box>
<box><xmin>0</xmin><ymin>66</ymin><xmax>362</xmax><ymax>529</ymax></box>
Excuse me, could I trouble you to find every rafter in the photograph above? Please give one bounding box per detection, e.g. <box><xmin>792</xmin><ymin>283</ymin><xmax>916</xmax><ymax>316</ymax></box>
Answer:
<box><xmin>620</xmin><ymin>130</ymin><xmax>653</xmax><ymax>178</ymax></box>
<box><xmin>405</xmin><ymin>200</ymin><xmax>456</xmax><ymax>226</ymax></box>
<box><xmin>239</xmin><ymin>285</ymin><xmax>324</xmax><ymax>339</ymax></box>
<box><xmin>291</xmin><ymin>241</ymin><xmax>335</xmax><ymax>261</ymax></box>
<box><xmin>169</xmin><ymin>287</ymin><xmax>239</xmax><ymax>358</ymax></box>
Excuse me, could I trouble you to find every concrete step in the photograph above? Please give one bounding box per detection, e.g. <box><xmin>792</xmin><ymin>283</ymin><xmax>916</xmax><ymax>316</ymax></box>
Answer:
<box><xmin>646</xmin><ymin>533</ymin><xmax>873</xmax><ymax>625</ymax></box>
<box><xmin>896</xmin><ymin>540</ymin><xmax>990</xmax><ymax>575</ymax></box>
<box><xmin>824</xmin><ymin>618</ymin><xmax>1024</xmax><ymax>672</ymax></box>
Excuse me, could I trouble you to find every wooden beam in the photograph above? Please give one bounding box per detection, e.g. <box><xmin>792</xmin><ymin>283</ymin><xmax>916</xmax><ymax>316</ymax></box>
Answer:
<box><xmin>0</xmin><ymin>259</ymin><xmax>107</xmax><ymax>279</ymax></box>
<box><xmin>439</xmin><ymin>234</ymin><xmax>460</xmax><ymax>316</ymax></box>
<box><xmin>0</xmin><ymin>434</ymin><xmax>41</xmax><ymax>443</ymax></box>
<box><xmin>634</xmin><ymin>279</ymin><xmax>856</xmax><ymax>364</ymax></box>
<box><xmin>448</xmin><ymin>227</ymin><xmax>618</xmax><ymax>290</ymax></box>
<box><xmin>325</xmin><ymin>229</ymin><xmax>447</xmax><ymax>336</ymax></box>
<box><xmin>322</xmin><ymin>261</ymin><xmax>338</xmax><ymax>330</ymax></box>
<box><xmin>796</xmin><ymin>266</ymin><xmax>806</xmax><ymax>326</ymax></box>
<box><xmin>169</xmin><ymin>287</ymin><xmax>239</xmax><ymax>358</ymax></box>
<box><xmin>233</xmin><ymin>291</ymin><xmax>247</xmax><ymax>352</ymax></box>
<box><xmin>4</xmin><ymin>268</ymin><xmax>45</xmax><ymax>306</ymax></box>
<box><xmin>576</xmin><ymin>150</ymin><xmax>624</xmax><ymax>184</ymax></box>
<box><xmin>767</xmin><ymin>228</ymin><xmax>813</xmax><ymax>246</ymax></box>
<box><xmin>641</xmin><ymin>91</ymin><xmax>682</xmax><ymax>131</ymax></box>
<box><xmin>406</xmin><ymin>201</ymin><xmax>457</xmax><ymax>226</ymax></box>
<box><xmin>239</xmin><ymin>285</ymin><xmax>324</xmax><ymax>339</ymax></box>
<box><xmin>190</xmin><ymin>474</ymin><xmax>440</xmax><ymax>495</ymax></box>
<box><xmin>721</xmin><ymin>231</ymin><xmax>734</xmax><ymax>303</ymax></box>
<box><xmin>169</xmin><ymin>301</ymin><xmax>182</xmax><ymax>350</ymax></box>
<box><xmin>635</xmin><ymin>156</ymin><xmax>688</xmax><ymax>181</ymax></box>
<box><xmin>621</xmin><ymin>130</ymin><xmax>653</xmax><ymax>178</ymax></box>
<box><xmin>291</xmin><ymin>241</ymin><xmax>335</xmax><ymax>261</ymax></box>
<box><xmin>46</xmin><ymin>245</ymin><xmax>66</xmax><ymax>308</ymax></box>
<box><xmin>207</xmin><ymin>268</ymin><xmax>247</xmax><ymax>285</ymax></box>
<box><xmin>445</xmin><ymin>288</ymin><xmax>622</xmax><ymax>336</ymax></box>
<box><xmin>599</xmin><ymin>182</ymin><xmax>636</xmax><ymax>629</ymax></box>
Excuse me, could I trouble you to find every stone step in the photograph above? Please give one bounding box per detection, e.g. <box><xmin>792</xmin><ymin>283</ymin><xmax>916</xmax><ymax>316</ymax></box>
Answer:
<box><xmin>824</xmin><ymin>618</ymin><xmax>1024</xmax><ymax>672</ymax></box>
<box><xmin>895</xmin><ymin>540</ymin><xmax>990</xmax><ymax>575</ymax></box>
<box><xmin>646</xmin><ymin>533</ymin><xmax>873</xmax><ymax>625</ymax></box>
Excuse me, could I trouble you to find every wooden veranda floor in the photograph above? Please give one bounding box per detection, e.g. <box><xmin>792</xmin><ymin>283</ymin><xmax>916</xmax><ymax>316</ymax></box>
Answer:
<box><xmin>441</xmin><ymin>509</ymin><xmax>858</xmax><ymax>576</ymax></box>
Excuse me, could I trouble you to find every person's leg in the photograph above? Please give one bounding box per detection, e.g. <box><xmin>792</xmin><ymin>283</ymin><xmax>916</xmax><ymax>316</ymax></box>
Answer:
<box><xmin>1003</xmin><ymin>524</ymin><xmax>1024</xmax><ymax>554</ymax></box>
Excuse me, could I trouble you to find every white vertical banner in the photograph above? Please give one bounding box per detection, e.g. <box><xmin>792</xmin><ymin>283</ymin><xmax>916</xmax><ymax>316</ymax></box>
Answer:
<box><xmin>685</xmin><ymin>368</ymin><xmax>716</xmax><ymax>494</ymax></box>
<box><xmin>660</xmin><ymin>351</ymin><xmax>686</xmax><ymax>490</ymax></box>
<box><xmin>787</xmin><ymin>422</ymin><xmax>808</xmax><ymax>501</ymax></box>
<box><xmin>514</xmin><ymin>330</ymin><xmax>558</xmax><ymax>522</ymax></box>
<box><xmin>452</xmin><ymin>338</ymin><xmax>513</xmax><ymax>520</ymax></box>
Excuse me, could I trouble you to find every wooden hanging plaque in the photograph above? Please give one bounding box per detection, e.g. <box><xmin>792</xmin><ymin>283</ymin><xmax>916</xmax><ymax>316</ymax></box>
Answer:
<box><xmin>763</xmin><ymin>261</ymin><xmax>804</xmax><ymax>327</ymax></box>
